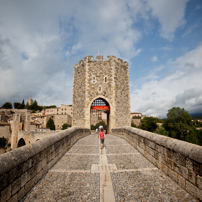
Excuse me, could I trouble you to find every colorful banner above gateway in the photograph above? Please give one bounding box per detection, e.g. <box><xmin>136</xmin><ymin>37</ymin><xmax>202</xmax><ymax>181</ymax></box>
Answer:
<box><xmin>91</xmin><ymin>106</ymin><xmax>110</xmax><ymax>110</ymax></box>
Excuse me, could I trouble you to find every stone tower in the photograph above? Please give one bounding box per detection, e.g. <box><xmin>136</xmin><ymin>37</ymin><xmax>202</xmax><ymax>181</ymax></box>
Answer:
<box><xmin>28</xmin><ymin>96</ymin><xmax>33</xmax><ymax>105</ymax></box>
<box><xmin>11</xmin><ymin>112</ymin><xmax>31</xmax><ymax>149</ymax></box>
<box><xmin>72</xmin><ymin>55</ymin><xmax>131</xmax><ymax>133</ymax></box>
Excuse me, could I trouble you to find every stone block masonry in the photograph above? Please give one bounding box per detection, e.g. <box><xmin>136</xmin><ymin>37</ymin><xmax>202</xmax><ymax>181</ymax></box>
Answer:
<box><xmin>0</xmin><ymin>127</ymin><xmax>90</xmax><ymax>202</ymax></box>
<box><xmin>72</xmin><ymin>55</ymin><xmax>131</xmax><ymax>133</ymax></box>
<box><xmin>112</xmin><ymin>127</ymin><xmax>202</xmax><ymax>201</ymax></box>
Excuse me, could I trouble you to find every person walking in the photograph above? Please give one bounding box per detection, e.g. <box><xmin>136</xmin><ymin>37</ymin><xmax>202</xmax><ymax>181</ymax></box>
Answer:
<box><xmin>98</xmin><ymin>128</ymin><xmax>105</xmax><ymax>149</ymax></box>
<box><xmin>99</xmin><ymin>125</ymin><xmax>103</xmax><ymax>132</ymax></box>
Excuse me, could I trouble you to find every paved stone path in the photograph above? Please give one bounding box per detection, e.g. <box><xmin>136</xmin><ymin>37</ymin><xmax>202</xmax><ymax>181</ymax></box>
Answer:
<box><xmin>22</xmin><ymin>134</ymin><xmax>199</xmax><ymax>202</ymax></box>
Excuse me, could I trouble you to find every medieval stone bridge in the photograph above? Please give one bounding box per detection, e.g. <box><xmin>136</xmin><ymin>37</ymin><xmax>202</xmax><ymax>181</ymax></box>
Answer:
<box><xmin>1</xmin><ymin>56</ymin><xmax>202</xmax><ymax>201</ymax></box>
<box><xmin>0</xmin><ymin>127</ymin><xmax>202</xmax><ymax>202</ymax></box>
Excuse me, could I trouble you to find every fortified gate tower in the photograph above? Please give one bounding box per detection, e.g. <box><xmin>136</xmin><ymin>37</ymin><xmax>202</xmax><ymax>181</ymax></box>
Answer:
<box><xmin>72</xmin><ymin>55</ymin><xmax>131</xmax><ymax>133</ymax></box>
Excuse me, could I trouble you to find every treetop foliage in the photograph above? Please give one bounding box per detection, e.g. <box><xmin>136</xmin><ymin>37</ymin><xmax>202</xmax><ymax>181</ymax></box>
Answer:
<box><xmin>1</xmin><ymin>99</ymin><xmax>59</xmax><ymax>112</ymax></box>
<box><xmin>140</xmin><ymin>116</ymin><xmax>158</xmax><ymax>132</ymax></box>
<box><xmin>0</xmin><ymin>137</ymin><xmax>7</xmax><ymax>148</ymax></box>
<box><xmin>91</xmin><ymin>121</ymin><xmax>107</xmax><ymax>130</ymax></box>
<box><xmin>1</xmin><ymin>102</ymin><xmax>12</xmax><ymax>109</ymax></box>
<box><xmin>62</xmin><ymin>123</ymin><xmax>71</xmax><ymax>130</ymax></box>
<box><xmin>163</xmin><ymin>107</ymin><xmax>193</xmax><ymax>140</ymax></box>
<box><xmin>130</xmin><ymin>107</ymin><xmax>202</xmax><ymax>146</ymax></box>
<box><xmin>46</xmin><ymin>118</ymin><xmax>55</xmax><ymax>130</ymax></box>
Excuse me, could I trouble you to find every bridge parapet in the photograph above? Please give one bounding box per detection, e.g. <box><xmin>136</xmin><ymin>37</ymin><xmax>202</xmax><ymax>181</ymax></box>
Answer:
<box><xmin>18</xmin><ymin>130</ymin><xmax>60</xmax><ymax>145</ymax></box>
<box><xmin>0</xmin><ymin>127</ymin><xmax>90</xmax><ymax>202</ymax></box>
<box><xmin>112</xmin><ymin>127</ymin><xmax>202</xmax><ymax>201</ymax></box>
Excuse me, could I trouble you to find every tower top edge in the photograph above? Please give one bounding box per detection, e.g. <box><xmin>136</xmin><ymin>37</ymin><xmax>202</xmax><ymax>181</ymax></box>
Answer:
<box><xmin>74</xmin><ymin>55</ymin><xmax>128</xmax><ymax>67</ymax></box>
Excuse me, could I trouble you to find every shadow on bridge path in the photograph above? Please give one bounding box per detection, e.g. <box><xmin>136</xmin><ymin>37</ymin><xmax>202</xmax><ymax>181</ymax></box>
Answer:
<box><xmin>21</xmin><ymin>134</ymin><xmax>198</xmax><ymax>202</ymax></box>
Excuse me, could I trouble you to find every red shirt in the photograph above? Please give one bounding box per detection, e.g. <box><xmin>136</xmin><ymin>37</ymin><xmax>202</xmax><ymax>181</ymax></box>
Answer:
<box><xmin>99</xmin><ymin>131</ymin><xmax>105</xmax><ymax>139</ymax></box>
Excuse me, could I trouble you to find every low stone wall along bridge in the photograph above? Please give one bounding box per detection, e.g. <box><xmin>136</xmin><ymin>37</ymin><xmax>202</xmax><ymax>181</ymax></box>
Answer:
<box><xmin>0</xmin><ymin>127</ymin><xmax>202</xmax><ymax>201</ymax></box>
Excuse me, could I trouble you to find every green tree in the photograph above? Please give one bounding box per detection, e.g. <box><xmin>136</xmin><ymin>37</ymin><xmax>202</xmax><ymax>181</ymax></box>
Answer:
<box><xmin>132</xmin><ymin>116</ymin><xmax>141</xmax><ymax>119</ymax></box>
<box><xmin>184</xmin><ymin>128</ymin><xmax>199</xmax><ymax>145</ymax></box>
<box><xmin>94</xmin><ymin>121</ymin><xmax>107</xmax><ymax>130</ymax></box>
<box><xmin>140</xmin><ymin>117</ymin><xmax>158</xmax><ymax>132</ymax></box>
<box><xmin>43</xmin><ymin>105</ymin><xmax>57</xmax><ymax>109</ymax></box>
<box><xmin>155</xmin><ymin>126</ymin><xmax>169</xmax><ymax>136</ymax></box>
<box><xmin>14</xmin><ymin>102</ymin><xmax>25</xmax><ymax>109</ymax></box>
<box><xmin>163</xmin><ymin>107</ymin><xmax>193</xmax><ymax>140</ymax></box>
<box><xmin>32</xmin><ymin>100</ymin><xmax>38</xmax><ymax>111</ymax></box>
<box><xmin>131</xmin><ymin>122</ymin><xmax>137</xmax><ymax>128</ymax></box>
<box><xmin>1</xmin><ymin>102</ymin><xmax>12</xmax><ymax>109</ymax></box>
<box><xmin>26</xmin><ymin>99</ymin><xmax>43</xmax><ymax>112</ymax></box>
<box><xmin>21</xmin><ymin>99</ymin><xmax>25</xmax><ymax>109</ymax></box>
<box><xmin>0</xmin><ymin>137</ymin><xmax>7</xmax><ymax>148</ymax></box>
<box><xmin>196</xmin><ymin>129</ymin><xmax>202</xmax><ymax>146</ymax></box>
<box><xmin>46</xmin><ymin>118</ymin><xmax>55</xmax><ymax>130</ymax></box>
<box><xmin>25</xmin><ymin>101</ymin><xmax>29</xmax><ymax>109</ymax></box>
<box><xmin>62</xmin><ymin>123</ymin><xmax>71</xmax><ymax>130</ymax></box>
<box><xmin>91</xmin><ymin>125</ymin><xmax>96</xmax><ymax>130</ymax></box>
<box><xmin>14</xmin><ymin>102</ymin><xmax>21</xmax><ymax>109</ymax></box>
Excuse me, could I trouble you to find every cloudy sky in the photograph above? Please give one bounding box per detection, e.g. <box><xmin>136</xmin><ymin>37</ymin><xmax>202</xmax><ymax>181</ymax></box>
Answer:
<box><xmin>0</xmin><ymin>0</ymin><xmax>202</xmax><ymax>118</ymax></box>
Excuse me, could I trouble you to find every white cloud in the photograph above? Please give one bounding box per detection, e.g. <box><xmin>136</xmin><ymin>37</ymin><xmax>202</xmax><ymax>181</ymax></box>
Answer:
<box><xmin>146</xmin><ymin>0</ymin><xmax>189</xmax><ymax>40</ymax></box>
<box><xmin>131</xmin><ymin>44</ymin><xmax>202</xmax><ymax>117</ymax></box>
<box><xmin>183</xmin><ymin>22</ymin><xmax>201</xmax><ymax>37</ymax></box>
<box><xmin>195</xmin><ymin>5</ymin><xmax>201</xmax><ymax>10</ymax></box>
<box><xmin>0</xmin><ymin>0</ymin><xmax>195</xmax><ymax>110</ymax></box>
<box><xmin>151</xmin><ymin>56</ymin><xmax>158</xmax><ymax>62</ymax></box>
<box><xmin>0</xmin><ymin>0</ymin><xmax>144</xmax><ymax>106</ymax></box>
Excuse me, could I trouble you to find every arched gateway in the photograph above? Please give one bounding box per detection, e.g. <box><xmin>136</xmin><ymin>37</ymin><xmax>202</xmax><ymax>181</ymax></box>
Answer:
<box><xmin>72</xmin><ymin>55</ymin><xmax>131</xmax><ymax>133</ymax></box>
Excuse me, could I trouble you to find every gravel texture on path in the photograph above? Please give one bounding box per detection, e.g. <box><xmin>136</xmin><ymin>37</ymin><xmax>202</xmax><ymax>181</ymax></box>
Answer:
<box><xmin>21</xmin><ymin>134</ymin><xmax>199</xmax><ymax>202</ymax></box>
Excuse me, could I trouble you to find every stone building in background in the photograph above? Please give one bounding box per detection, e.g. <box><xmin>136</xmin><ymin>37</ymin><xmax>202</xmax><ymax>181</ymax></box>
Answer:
<box><xmin>72</xmin><ymin>55</ymin><xmax>131</xmax><ymax>133</ymax></box>
<box><xmin>44</xmin><ymin>104</ymin><xmax>72</xmax><ymax>116</ymax></box>
<box><xmin>38</xmin><ymin>104</ymin><xmax>72</xmax><ymax>130</ymax></box>
<box><xmin>27</xmin><ymin>96</ymin><xmax>33</xmax><ymax>105</ymax></box>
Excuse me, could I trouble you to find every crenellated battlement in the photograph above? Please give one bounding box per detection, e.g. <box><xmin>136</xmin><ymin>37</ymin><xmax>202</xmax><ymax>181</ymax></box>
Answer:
<box><xmin>74</xmin><ymin>55</ymin><xmax>128</xmax><ymax>67</ymax></box>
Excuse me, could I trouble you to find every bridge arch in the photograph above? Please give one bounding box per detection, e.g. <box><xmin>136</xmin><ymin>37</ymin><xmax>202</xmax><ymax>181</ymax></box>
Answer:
<box><xmin>17</xmin><ymin>138</ymin><xmax>26</xmax><ymax>148</ymax></box>
<box><xmin>89</xmin><ymin>96</ymin><xmax>111</xmax><ymax>133</ymax></box>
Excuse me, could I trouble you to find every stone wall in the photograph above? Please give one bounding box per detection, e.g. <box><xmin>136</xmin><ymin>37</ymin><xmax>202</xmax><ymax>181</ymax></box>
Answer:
<box><xmin>18</xmin><ymin>130</ymin><xmax>60</xmax><ymax>145</ymax></box>
<box><xmin>131</xmin><ymin>119</ymin><xmax>141</xmax><ymax>126</ymax></box>
<box><xmin>0</xmin><ymin>127</ymin><xmax>90</xmax><ymax>202</ymax></box>
<box><xmin>54</xmin><ymin>114</ymin><xmax>72</xmax><ymax>130</ymax></box>
<box><xmin>72</xmin><ymin>55</ymin><xmax>131</xmax><ymax>132</ymax></box>
<box><xmin>43</xmin><ymin>114</ymin><xmax>72</xmax><ymax>130</ymax></box>
<box><xmin>72</xmin><ymin>59</ymin><xmax>87</xmax><ymax>127</ymax></box>
<box><xmin>114</xmin><ymin>59</ymin><xmax>131</xmax><ymax>127</ymax></box>
<box><xmin>111</xmin><ymin>127</ymin><xmax>202</xmax><ymax>201</ymax></box>
<box><xmin>0</xmin><ymin>125</ymin><xmax>11</xmax><ymax>139</ymax></box>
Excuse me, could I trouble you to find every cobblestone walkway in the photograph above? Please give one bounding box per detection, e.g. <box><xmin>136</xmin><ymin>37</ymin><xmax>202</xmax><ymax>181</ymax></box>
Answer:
<box><xmin>22</xmin><ymin>134</ymin><xmax>198</xmax><ymax>202</ymax></box>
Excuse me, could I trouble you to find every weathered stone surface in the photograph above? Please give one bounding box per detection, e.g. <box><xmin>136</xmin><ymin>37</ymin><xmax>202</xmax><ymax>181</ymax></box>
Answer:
<box><xmin>0</xmin><ymin>174</ymin><xmax>8</xmax><ymax>191</ymax></box>
<box><xmin>186</xmin><ymin>158</ymin><xmax>194</xmax><ymax>171</ymax></box>
<box><xmin>21</xmin><ymin>134</ymin><xmax>198</xmax><ymax>202</ymax></box>
<box><xmin>11</xmin><ymin>177</ymin><xmax>21</xmax><ymax>195</ymax></box>
<box><xmin>178</xmin><ymin>174</ymin><xmax>186</xmax><ymax>188</ymax></box>
<box><xmin>28</xmin><ymin>165</ymin><xmax>37</xmax><ymax>180</ymax></box>
<box><xmin>112</xmin><ymin>127</ymin><xmax>202</xmax><ymax>201</ymax></box>
<box><xmin>167</xmin><ymin>168</ymin><xmax>178</xmax><ymax>183</ymax></box>
<box><xmin>8</xmin><ymin>193</ymin><xmax>17</xmax><ymax>202</ymax></box>
<box><xmin>0</xmin><ymin>127</ymin><xmax>90</xmax><ymax>202</ymax></box>
<box><xmin>186</xmin><ymin>180</ymin><xmax>198</xmax><ymax>197</ymax></box>
<box><xmin>173</xmin><ymin>162</ymin><xmax>182</xmax><ymax>175</ymax></box>
<box><xmin>1</xmin><ymin>185</ymin><xmax>11</xmax><ymax>202</ymax></box>
<box><xmin>193</xmin><ymin>161</ymin><xmax>202</xmax><ymax>176</ymax></box>
<box><xmin>197</xmin><ymin>187</ymin><xmax>202</xmax><ymax>201</ymax></box>
<box><xmin>189</xmin><ymin>170</ymin><xmax>196</xmax><ymax>185</ymax></box>
<box><xmin>196</xmin><ymin>175</ymin><xmax>202</xmax><ymax>189</ymax></box>
<box><xmin>21</xmin><ymin>172</ymin><xmax>28</xmax><ymax>188</ymax></box>
<box><xmin>72</xmin><ymin>56</ymin><xmax>131</xmax><ymax>132</ymax></box>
